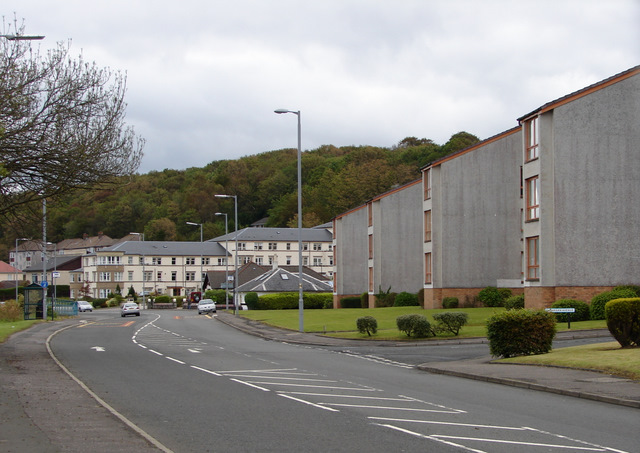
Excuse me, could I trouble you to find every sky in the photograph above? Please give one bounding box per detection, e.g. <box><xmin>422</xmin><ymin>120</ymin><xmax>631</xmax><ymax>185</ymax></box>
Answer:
<box><xmin>3</xmin><ymin>1</ymin><xmax>639</xmax><ymax>173</ymax></box>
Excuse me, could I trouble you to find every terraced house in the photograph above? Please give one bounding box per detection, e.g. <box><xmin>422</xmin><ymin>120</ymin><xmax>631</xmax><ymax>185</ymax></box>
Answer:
<box><xmin>333</xmin><ymin>66</ymin><xmax>640</xmax><ymax>309</ymax></box>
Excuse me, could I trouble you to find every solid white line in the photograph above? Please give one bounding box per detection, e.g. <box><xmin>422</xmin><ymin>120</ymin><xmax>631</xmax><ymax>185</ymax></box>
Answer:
<box><xmin>166</xmin><ymin>357</ymin><xmax>185</xmax><ymax>365</ymax></box>
<box><xmin>375</xmin><ymin>424</ymin><xmax>486</xmax><ymax>453</ymax></box>
<box><xmin>190</xmin><ymin>366</ymin><xmax>221</xmax><ymax>376</ymax></box>
<box><xmin>327</xmin><ymin>403</ymin><xmax>458</xmax><ymax>413</ymax></box>
<box><xmin>47</xmin><ymin>324</ymin><xmax>174</xmax><ymax>453</ymax></box>
<box><xmin>217</xmin><ymin>368</ymin><xmax>300</xmax><ymax>374</ymax></box>
<box><xmin>279</xmin><ymin>394</ymin><xmax>340</xmax><ymax>412</ymax></box>
<box><xmin>368</xmin><ymin>417</ymin><xmax>527</xmax><ymax>430</ymax></box>
<box><xmin>221</xmin><ymin>374</ymin><xmax>337</xmax><ymax>382</ymax></box>
<box><xmin>432</xmin><ymin>435</ymin><xmax>608</xmax><ymax>451</ymax></box>
<box><xmin>279</xmin><ymin>392</ymin><xmax>413</xmax><ymax>401</ymax></box>
<box><xmin>247</xmin><ymin>381</ymin><xmax>377</xmax><ymax>391</ymax></box>
<box><xmin>230</xmin><ymin>378</ymin><xmax>270</xmax><ymax>392</ymax></box>
<box><xmin>137</xmin><ymin>344</ymin><xmax>148</xmax><ymax>349</ymax></box>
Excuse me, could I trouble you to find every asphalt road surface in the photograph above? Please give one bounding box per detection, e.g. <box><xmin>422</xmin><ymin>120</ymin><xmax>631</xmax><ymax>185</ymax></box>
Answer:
<box><xmin>50</xmin><ymin>310</ymin><xmax>638</xmax><ymax>453</ymax></box>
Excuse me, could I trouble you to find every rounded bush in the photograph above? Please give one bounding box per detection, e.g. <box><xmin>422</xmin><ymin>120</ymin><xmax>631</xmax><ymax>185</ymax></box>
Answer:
<box><xmin>478</xmin><ymin>287</ymin><xmax>503</xmax><ymax>307</ymax></box>
<box><xmin>504</xmin><ymin>294</ymin><xmax>525</xmax><ymax>310</ymax></box>
<box><xmin>394</xmin><ymin>291</ymin><xmax>419</xmax><ymax>307</ymax></box>
<box><xmin>154</xmin><ymin>295</ymin><xmax>171</xmax><ymax>304</ymax></box>
<box><xmin>396</xmin><ymin>314</ymin><xmax>434</xmax><ymax>338</ymax></box>
<box><xmin>432</xmin><ymin>312</ymin><xmax>468</xmax><ymax>335</ymax></box>
<box><xmin>442</xmin><ymin>297</ymin><xmax>459</xmax><ymax>309</ymax></box>
<box><xmin>486</xmin><ymin>309</ymin><xmax>556</xmax><ymax>358</ymax></box>
<box><xmin>605</xmin><ymin>298</ymin><xmax>640</xmax><ymax>347</ymax></box>
<box><xmin>551</xmin><ymin>299</ymin><xmax>589</xmax><ymax>322</ymax></box>
<box><xmin>356</xmin><ymin>316</ymin><xmax>378</xmax><ymax>336</ymax></box>
<box><xmin>590</xmin><ymin>289</ymin><xmax>637</xmax><ymax>320</ymax></box>
<box><xmin>244</xmin><ymin>292</ymin><xmax>259</xmax><ymax>310</ymax></box>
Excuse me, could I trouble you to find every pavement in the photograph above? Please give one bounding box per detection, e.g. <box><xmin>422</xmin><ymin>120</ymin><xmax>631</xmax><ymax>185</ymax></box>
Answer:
<box><xmin>1</xmin><ymin>314</ymin><xmax>638</xmax><ymax>452</ymax></box>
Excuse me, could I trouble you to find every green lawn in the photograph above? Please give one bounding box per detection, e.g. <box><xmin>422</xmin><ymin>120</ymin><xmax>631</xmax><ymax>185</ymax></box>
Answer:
<box><xmin>500</xmin><ymin>342</ymin><xmax>640</xmax><ymax>380</ymax></box>
<box><xmin>0</xmin><ymin>320</ymin><xmax>41</xmax><ymax>343</ymax></box>
<box><xmin>239</xmin><ymin>307</ymin><xmax>607</xmax><ymax>340</ymax></box>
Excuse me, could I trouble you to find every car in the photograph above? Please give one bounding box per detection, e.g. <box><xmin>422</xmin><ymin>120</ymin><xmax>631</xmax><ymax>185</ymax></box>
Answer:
<box><xmin>197</xmin><ymin>299</ymin><xmax>216</xmax><ymax>315</ymax></box>
<box><xmin>76</xmin><ymin>300</ymin><xmax>93</xmax><ymax>312</ymax></box>
<box><xmin>121</xmin><ymin>302</ymin><xmax>140</xmax><ymax>317</ymax></box>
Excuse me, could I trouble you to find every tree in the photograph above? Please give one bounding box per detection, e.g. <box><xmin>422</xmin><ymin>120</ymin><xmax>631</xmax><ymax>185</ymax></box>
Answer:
<box><xmin>0</xmin><ymin>20</ymin><xmax>144</xmax><ymax>222</ymax></box>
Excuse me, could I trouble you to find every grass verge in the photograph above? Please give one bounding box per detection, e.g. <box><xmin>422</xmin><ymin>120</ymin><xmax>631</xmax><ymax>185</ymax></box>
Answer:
<box><xmin>499</xmin><ymin>342</ymin><xmax>640</xmax><ymax>380</ymax></box>
<box><xmin>0</xmin><ymin>320</ymin><xmax>41</xmax><ymax>343</ymax></box>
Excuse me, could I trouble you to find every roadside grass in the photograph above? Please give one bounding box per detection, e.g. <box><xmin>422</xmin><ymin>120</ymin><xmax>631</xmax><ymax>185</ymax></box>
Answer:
<box><xmin>499</xmin><ymin>342</ymin><xmax>640</xmax><ymax>380</ymax></box>
<box><xmin>0</xmin><ymin>320</ymin><xmax>41</xmax><ymax>343</ymax></box>
<box><xmin>238</xmin><ymin>307</ymin><xmax>606</xmax><ymax>340</ymax></box>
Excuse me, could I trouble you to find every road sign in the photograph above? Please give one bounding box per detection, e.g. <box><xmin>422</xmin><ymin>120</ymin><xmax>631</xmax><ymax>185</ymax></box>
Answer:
<box><xmin>52</xmin><ymin>271</ymin><xmax>60</xmax><ymax>278</ymax></box>
<box><xmin>40</xmin><ymin>281</ymin><xmax>48</xmax><ymax>288</ymax></box>
<box><xmin>545</xmin><ymin>308</ymin><xmax>575</xmax><ymax>313</ymax></box>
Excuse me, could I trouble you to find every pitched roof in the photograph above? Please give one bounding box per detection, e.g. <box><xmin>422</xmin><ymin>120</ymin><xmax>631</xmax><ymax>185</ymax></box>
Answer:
<box><xmin>100</xmin><ymin>241</ymin><xmax>228</xmax><ymax>256</ymax></box>
<box><xmin>0</xmin><ymin>260</ymin><xmax>21</xmax><ymax>273</ymax></box>
<box><xmin>208</xmin><ymin>227</ymin><xmax>332</xmax><ymax>243</ymax></box>
<box><xmin>23</xmin><ymin>255</ymin><xmax>82</xmax><ymax>272</ymax></box>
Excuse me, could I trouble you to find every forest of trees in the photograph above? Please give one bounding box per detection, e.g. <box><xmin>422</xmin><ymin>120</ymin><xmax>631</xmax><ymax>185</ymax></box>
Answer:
<box><xmin>0</xmin><ymin>131</ymin><xmax>479</xmax><ymax>259</ymax></box>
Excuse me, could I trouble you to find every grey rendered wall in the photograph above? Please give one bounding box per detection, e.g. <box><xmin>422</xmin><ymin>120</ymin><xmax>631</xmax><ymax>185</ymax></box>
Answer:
<box><xmin>334</xmin><ymin>207</ymin><xmax>369</xmax><ymax>295</ymax></box>
<box><xmin>372</xmin><ymin>183</ymin><xmax>423</xmax><ymax>294</ymax></box>
<box><xmin>547</xmin><ymin>74</ymin><xmax>640</xmax><ymax>286</ymax></box>
<box><xmin>437</xmin><ymin>131</ymin><xmax>523</xmax><ymax>287</ymax></box>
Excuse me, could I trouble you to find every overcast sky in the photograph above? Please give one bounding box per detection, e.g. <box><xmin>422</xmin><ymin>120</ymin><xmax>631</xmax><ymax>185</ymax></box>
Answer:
<box><xmin>4</xmin><ymin>1</ymin><xmax>639</xmax><ymax>173</ymax></box>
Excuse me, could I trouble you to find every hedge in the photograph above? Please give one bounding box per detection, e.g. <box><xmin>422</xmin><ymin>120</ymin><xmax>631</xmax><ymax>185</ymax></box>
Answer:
<box><xmin>341</xmin><ymin>297</ymin><xmax>363</xmax><ymax>309</ymax></box>
<box><xmin>394</xmin><ymin>292</ymin><xmax>419</xmax><ymax>307</ymax></box>
<box><xmin>605</xmin><ymin>298</ymin><xmax>640</xmax><ymax>347</ymax></box>
<box><xmin>255</xmin><ymin>292</ymin><xmax>332</xmax><ymax>310</ymax></box>
<box><xmin>551</xmin><ymin>299</ymin><xmax>589</xmax><ymax>322</ymax></box>
<box><xmin>486</xmin><ymin>309</ymin><xmax>556</xmax><ymax>358</ymax></box>
<box><xmin>442</xmin><ymin>297</ymin><xmax>459</xmax><ymax>309</ymax></box>
<box><xmin>590</xmin><ymin>289</ymin><xmax>637</xmax><ymax>320</ymax></box>
<box><xmin>504</xmin><ymin>294</ymin><xmax>525</xmax><ymax>310</ymax></box>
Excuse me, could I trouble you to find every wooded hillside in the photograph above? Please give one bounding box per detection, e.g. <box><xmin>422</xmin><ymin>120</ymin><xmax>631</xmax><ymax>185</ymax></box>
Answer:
<box><xmin>0</xmin><ymin>132</ymin><xmax>478</xmax><ymax>256</ymax></box>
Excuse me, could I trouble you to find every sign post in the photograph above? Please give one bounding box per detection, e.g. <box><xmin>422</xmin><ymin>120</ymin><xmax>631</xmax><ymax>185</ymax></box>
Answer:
<box><xmin>545</xmin><ymin>307</ymin><xmax>576</xmax><ymax>329</ymax></box>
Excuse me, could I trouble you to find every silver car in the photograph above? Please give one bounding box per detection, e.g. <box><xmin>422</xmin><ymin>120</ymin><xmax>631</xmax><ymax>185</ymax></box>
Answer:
<box><xmin>77</xmin><ymin>300</ymin><xmax>93</xmax><ymax>312</ymax></box>
<box><xmin>197</xmin><ymin>299</ymin><xmax>216</xmax><ymax>314</ymax></box>
<box><xmin>120</xmin><ymin>302</ymin><xmax>140</xmax><ymax>317</ymax></box>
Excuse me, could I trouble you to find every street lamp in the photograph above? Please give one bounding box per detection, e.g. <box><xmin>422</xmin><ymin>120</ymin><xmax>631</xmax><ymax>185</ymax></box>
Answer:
<box><xmin>186</xmin><ymin>222</ymin><xmax>204</xmax><ymax>294</ymax></box>
<box><xmin>215</xmin><ymin>213</ymin><xmax>229</xmax><ymax>309</ymax></box>
<box><xmin>46</xmin><ymin>242</ymin><xmax>58</xmax><ymax>320</ymax></box>
<box><xmin>14</xmin><ymin>238</ymin><xmax>29</xmax><ymax>302</ymax></box>
<box><xmin>0</xmin><ymin>34</ymin><xmax>45</xmax><ymax>41</ymax></box>
<box><xmin>215</xmin><ymin>194</ymin><xmax>238</xmax><ymax>315</ymax></box>
<box><xmin>130</xmin><ymin>232</ymin><xmax>145</xmax><ymax>309</ymax></box>
<box><xmin>274</xmin><ymin>108</ymin><xmax>304</xmax><ymax>332</ymax></box>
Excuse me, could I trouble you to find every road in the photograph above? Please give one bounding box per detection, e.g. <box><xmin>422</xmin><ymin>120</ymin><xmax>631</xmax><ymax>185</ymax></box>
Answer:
<box><xmin>50</xmin><ymin>310</ymin><xmax>638</xmax><ymax>453</ymax></box>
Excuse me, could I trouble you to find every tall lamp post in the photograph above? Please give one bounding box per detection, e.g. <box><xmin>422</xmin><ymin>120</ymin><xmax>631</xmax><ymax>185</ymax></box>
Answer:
<box><xmin>274</xmin><ymin>108</ymin><xmax>304</xmax><ymax>332</ymax></box>
<box><xmin>14</xmin><ymin>238</ymin><xmax>29</xmax><ymax>302</ymax></box>
<box><xmin>215</xmin><ymin>194</ymin><xmax>238</xmax><ymax>315</ymax></box>
<box><xmin>130</xmin><ymin>232</ymin><xmax>145</xmax><ymax>308</ymax></box>
<box><xmin>186</xmin><ymin>222</ymin><xmax>204</xmax><ymax>294</ymax></box>
<box><xmin>215</xmin><ymin>213</ymin><xmax>230</xmax><ymax>309</ymax></box>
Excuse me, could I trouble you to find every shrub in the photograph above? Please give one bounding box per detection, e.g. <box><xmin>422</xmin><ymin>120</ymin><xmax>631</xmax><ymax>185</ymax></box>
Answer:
<box><xmin>204</xmin><ymin>289</ymin><xmax>228</xmax><ymax>304</ymax></box>
<box><xmin>504</xmin><ymin>294</ymin><xmax>525</xmax><ymax>310</ymax></box>
<box><xmin>486</xmin><ymin>309</ymin><xmax>556</xmax><ymax>358</ymax></box>
<box><xmin>154</xmin><ymin>295</ymin><xmax>171</xmax><ymax>304</ymax></box>
<box><xmin>341</xmin><ymin>297</ymin><xmax>362</xmax><ymax>309</ymax></box>
<box><xmin>613</xmin><ymin>285</ymin><xmax>640</xmax><ymax>297</ymax></box>
<box><xmin>374</xmin><ymin>286</ymin><xmax>394</xmax><ymax>307</ymax></box>
<box><xmin>257</xmin><ymin>292</ymin><xmax>331</xmax><ymax>310</ymax></box>
<box><xmin>356</xmin><ymin>316</ymin><xmax>378</xmax><ymax>336</ymax></box>
<box><xmin>433</xmin><ymin>312</ymin><xmax>468</xmax><ymax>336</ymax></box>
<box><xmin>394</xmin><ymin>291</ymin><xmax>419</xmax><ymax>307</ymax></box>
<box><xmin>93</xmin><ymin>298</ymin><xmax>108</xmax><ymax>308</ymax></box>
<box><xmin>590</xmin><ymin>289</ymin><xmax>637</xmax><ymax>320</ymax></box>
<box><xmin>244</xmin><ymin>292</ymin><xmax>259</xmax><ymax>310</ymax></box>
<box><xmin>360</xmin><ymin>292</ymin><xmax>369</xmax><ymax>308</ymax></box>
<box><xmin>442</xmin><ymin>297</ymin><xmax>459</xmax><ymax>309</ymax></box>
<box><xmin>551</xmin><ymin>299</ymin><xmax>589</xmax><ymax>322</ymax></box>
<box><xmin>396</xmin><ymin>314</ymin><xmax>434</xmax><ymax>338</ymax></box>
<box><xmin>478</xmin><ymin>286</ymin><xmax>503</xmax><ymax>307</ymax></box>
<box><xmin>605</xmin><ymin>298</ymin><xmax>640</xmax><ymax>347</ymax></box>
<box><xmin>0</xmin><ymin>300</ymin><xmax>22</xmax><ymax>322</ymax></box>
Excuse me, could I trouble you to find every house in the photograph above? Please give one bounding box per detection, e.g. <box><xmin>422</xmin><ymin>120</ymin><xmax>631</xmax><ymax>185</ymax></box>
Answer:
<box><xmin>0</xmin><ymin>261</ymin><xmax>24</xmax><ymax>285</ymax></box>
<box><xmin>23</xmin><ymin>255</ymin><xmax>83</xmax><ymax>290</ymax></box>
<box><xmin>333</xmin><ymin>65</ymin><xmax>640</xmax><ymax>309</ymax></box>
<box><xmin>208</xmin><ymin>227</ymin><xmax>334</xmax><ymax>278</ymax></box>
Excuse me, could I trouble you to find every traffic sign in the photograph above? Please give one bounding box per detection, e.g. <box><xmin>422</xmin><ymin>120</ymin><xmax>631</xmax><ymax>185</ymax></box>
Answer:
<box><xmin>545</xmin><ymin>308</ymin><xmax>575</xmax><ymax>313</ymax></box>
<box><xmin>40</xmin><ymin>281</ymin><xmax>48</xmax><ymax>288</ymax></box>
<box><xmin>52</xmin><ymin>271</ymin><xmax>60</xmax><ymax>278</ymax></box>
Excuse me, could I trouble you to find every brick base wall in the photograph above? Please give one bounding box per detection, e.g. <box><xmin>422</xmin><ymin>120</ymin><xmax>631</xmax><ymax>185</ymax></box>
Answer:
<box><xmin>423</xmin><ymin>287</ymin><xmax>524</xmax><ymax>309</ymax></box>
<box><xmin>524</xmin><ymin>286</ymin><xmax>616</xmax><ymax>309</ymax></box>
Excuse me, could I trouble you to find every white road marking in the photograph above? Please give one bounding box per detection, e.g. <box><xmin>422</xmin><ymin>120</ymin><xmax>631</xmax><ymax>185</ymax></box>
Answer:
<box><xmin>230</xmin><ymin>378</ymin><xmax>270</xmax><ymax>392</ymax></box>
<box><xmin>90</xmin><ymin>346</ymin><xmax>105</xmax><ymax>352</ymax></box>
<box><xmin>279</xmin><ymin>394</ymin><xmax>340</xmax><ymax>412</ymax></box>
<box><xmin>166</xmin><ymin>357</ymin><xmax>185</xmax><ymax>365</ymax></box>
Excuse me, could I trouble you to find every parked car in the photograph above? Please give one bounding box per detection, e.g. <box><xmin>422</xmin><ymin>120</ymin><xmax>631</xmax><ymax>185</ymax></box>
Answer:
<box><xmin>76</xmin><ymin>300</ymin><xmax>93</xmax><ymax>312</ymax></box>
<box><xmin>121</xmin><ymin>302</ymin><xmax>140</xmax><ymax>317</ymax></box>
<box><xmin>197</xmin><ymin>299</ymin><xmax>216</xmax><ymax>315</ymax></box>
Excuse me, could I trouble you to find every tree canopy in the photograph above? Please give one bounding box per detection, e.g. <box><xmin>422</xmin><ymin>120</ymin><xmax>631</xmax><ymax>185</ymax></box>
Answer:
<box><xmin>0</xmin><ymin>21</ymin><xmax>144</xmax><ymax>223</ymax></box>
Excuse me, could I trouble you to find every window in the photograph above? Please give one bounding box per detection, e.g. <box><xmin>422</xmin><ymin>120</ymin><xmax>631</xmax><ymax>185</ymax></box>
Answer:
<box><xmin>256</xmin><ymin>257</ymin><xmax>263</xmax><ymax>265</ymax></box>
<box><xmin>139</xmin><ymin>257</ymin><xmax>144</xmax><ymax>265</ymax></box>
<box><xmin>368</xmin><ymin>203</ymin><xmax>373</xmax><ymax>227</ymax></box>
<box><xmin>526</xmin><ymin>176</ymin><xmax>540</xmax><ymax>220</ymax></box>
<box><xmin>152</xmin><ymin>257</ymin><xmax>162</xmax><ymax>265</ymax></box>
<box><xmin>424</xmin><ymin>168</ymin><xmax>431</xmax><ymax>200</ymax></box>
<box><xmin>238</xmin><ymin>242</ymin><xmax>247</xmax><ymax>251</ymax></box>
<box><xmin>368</xmin><ymin>267</ymin><xmax>374</xmax><ymax>292</ymax></box>
<box><xmin>114</xmin><ymin>272</ymin><xmax>123</xmax><ymax>282</ymax></box>
<box><xmin>313</xmin><ymin>243</ymin><xmax>322</xmax><ymax>251</ymax></box>
<box><xmin>329</xmin><ymin>255</ymin><xmax>333</xmax><ymax>266</ymax></box>
<box><xmin>313</xmin><ymin>257</ymin><xmax>322</xmax><ymax>266</ymax></box>
<box><xmin>99</xmin><ymin>272</ymin><xmax>111</xmax><ymax>282</ymax></box>
<box><xmin>286</xmin><ymin>243</ymin><xmax>291</xmax><ymax>250</ymax></box>
<box><xmin>425</xmin><ymin>253</ymin><xmax>432</xmax><ymax>284</ymax></box>
<box><xmin>172</xmin><ymin>257</ymin><xmax>177</xmax><ymax>265</ymax></box>
<box><xmin>525</xmin><ymin>117</ymin><xmax>539</xmax><ymax>161</ymax></box>
<box><xmin>526</xmin><ymin>236</ymin><xmax>540</xmax><ymax>280</ymax></box>
<box><xmin>157</xmin><ymin>271</ymin><xmax>162</xmax><ymax>281</ymax></box>
<box><xmin>424</xmin><ymin>210</ymin><xmax>432</xmax><ymax>242</ymax></box>
<box><xmin>143</xmin><ymin>271</ymin><xmax>152</xmax><ymax>282</ymax></box>
<box><xmin>128</xmin><ymin>256</ymin><xmax>134</xmax><ymax>264</ymax></box>
<box><xmin>217</xmin><ymin>258</ymin><xmax>227</xmax><ymax>266</ymax></box>
<box><xmin>268</xmin><ymin>256</ymin><xmax>274</xmax><ymax>265</ymax></box>
<box><xmin>303</xmin><ymin>243</ymin><xmax>308</xmax><ymax>251</ymax></box>
<box><xmin>202</xmin><ymin>257</ymin><xmax>210</xmax><ymax>265</ymax></box>
<box><xmin>128</xmin><ymin>271</ymin><xmax>134</xmax><ymax>281</ymax></box>
<box><xmin>254</xmin><ymin>242</ymin><xmax>263</xmax><ymax>250</ymax></box>
<box><xmin>171</xmin><ymin>271</ymin><xmax>177</xmax><ymax>281</ymax></box>
<box><xmin>186</xmin><ymin>271</ymin><xmax>195</xmax><ymax>281</ymax></box>
<box><xmin>268</xmin><ymin>242</ymin><xmax>277</xmax><ymax>250</ymax></box>
<box><xmin>368</xmin><ymin>234</ymin><xmax>373</xmax><ymax>259</ymax></box>
<box><xmin>241</xmin><ymin>256</ymin><xmax>251</xmax><ymax>264</ymax></box>
<box><xmin>186</xmin><ymin>257</ymin><xmax>195</xmax><ymax>265</ymax></box>
<box><xmin>286</xmin><ymin>256</ymin><xmax>292</xmax><ymax>265</ymax></box>
<box><xmin>303</xmin><ymin>257</ymin><xmax>308</xmax><ymax>266</ymax></box>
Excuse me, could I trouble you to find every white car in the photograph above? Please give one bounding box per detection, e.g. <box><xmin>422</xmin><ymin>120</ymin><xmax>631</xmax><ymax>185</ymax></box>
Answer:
<box><xmin>77</xmin><ymin>300</ymin><xmax>93</xmax><ymax>312</ymax></box>
<box><xmin>197</xmin><ymin>299</ymin><xmax>216</xmax><ymax>315</ymax></box>
<box><xmin>121</xmin><ymin>302</ymin><xmax>140</xmax><ymax>317</ymax></box>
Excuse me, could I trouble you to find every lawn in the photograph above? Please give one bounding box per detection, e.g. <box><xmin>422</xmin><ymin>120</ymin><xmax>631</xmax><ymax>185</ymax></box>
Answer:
<box><xmin>239</xmin><ymin>307</ymin><xmax>607</xmax><ymax>340</ymax></box>
<box><xmin>0</xmin><ymin>320</ymin><xmax>41</xmax><ymax>343</ymax></box>
<box><xmin>500</xmin><ymin>342</ymin><xmax>640</xmax><ymax>380</ymax></box>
